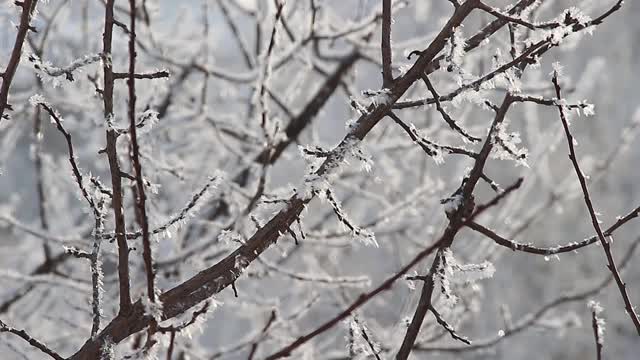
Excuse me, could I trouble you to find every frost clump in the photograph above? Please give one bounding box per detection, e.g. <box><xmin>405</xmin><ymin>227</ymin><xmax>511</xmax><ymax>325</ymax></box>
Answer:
<box><xmin>434</xmin><ymin>248</ymin><xmax>496</xmax><ymax>308</ymax></box>
<box><xmin>442</xmin><ymin>194</ymin><xmax>463</xmax><ymax>215</ymax></box>
<box><xmin>29</xmin><ymin>94</ymin><xmax>46</xmax><ymax>107</ymax></box>
<box><xmin>142</xmin><ymin>296</ymin><xmax>164</xmax><ymax>323</ymax></box>
<box><xmin>589</xmin><ymin>300</ymin><xmax>606</xmax><ymax>344</ymax></box>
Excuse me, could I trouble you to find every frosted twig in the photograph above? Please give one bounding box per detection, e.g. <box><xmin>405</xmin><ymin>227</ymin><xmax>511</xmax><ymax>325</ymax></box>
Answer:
<box><xmin>28</xmin><ymin>53</ymin><xmax>103</xmax><ymax>81</ymax></box>
<box><xmin>468</xmin><ymin>204</ymin><xmax>640</xmax><ymax>256</ymax></box>
<box><xmin>0</xmin><ymin>319</ymin><xmax>64</xmax><ymax>360</ymax></box>
<box><xmin>34</xmin><ymin>101</ymin><xmax>100</xmax><ymax>217</ymax></box>
<box><xmin>420</xmin><ymin>73</ymin><xmax>480</xmax><ymax>142</ymax></box>
<box><xmin>553</xmin><ymin>72</ymin><xmax>640</xmax><ymax>335</ymax></box>
<box><xmin>91</xmin><ymin>200</ymin><xmax>106</xmax><ymax>338</ymax></box>
<box><xmin>256</xmin><ymin>257</ymin><xmax>370</xmax><ymax>287</ymax></box>
<box><xmin>589</xmin><ymin>301</ymin><xmax>605</xmax><ymax>360</ymax></box>
<box><xmin>415</xmin><ymin>237</ymin><xmax>640</xmax><ymax>353</ymax></box>
<box><xmin>428</xmin><ymin>305</ymin><xmax>471</xmax><ymax>345</ymax></box>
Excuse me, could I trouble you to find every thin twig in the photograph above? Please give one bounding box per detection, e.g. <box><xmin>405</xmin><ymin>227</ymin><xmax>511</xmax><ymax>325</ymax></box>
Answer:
<box><xmin>0</xmin><ymin>319</ymin><xmax>64</xmax><ymax>360</ymax></box>
<box><xmin>553</xmin><ymin>72</ymin><xmax>640</xmax><ymax>335</ymax></box>
<box><xmin>0</xmin><ymin>0</ymin><xmax>39</xmax><ymax>120</ymax></box>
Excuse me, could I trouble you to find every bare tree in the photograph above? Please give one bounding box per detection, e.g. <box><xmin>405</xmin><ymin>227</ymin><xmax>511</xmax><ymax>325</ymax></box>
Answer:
<box><xmin>0</xmin><ymin>1</ymin><xmax>638</xmax><ymax>359</ymax></box>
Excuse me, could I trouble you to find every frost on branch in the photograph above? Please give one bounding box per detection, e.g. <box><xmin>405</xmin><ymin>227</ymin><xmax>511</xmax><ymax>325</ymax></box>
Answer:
<box><xmin>135</xmin><ymin>110</ymin><xmax>160</xmax><ymax>134</ymax></box>
<box><xmin>526</xmin><ymin>6</ymin><xmax>593</xmax><ymax>48</ymax></box>
<box><xmin>434</xmin><ymin>248</ymin><xmax>495</xmax><ymax>308</ymax></box>
<box><xmin>444</xmin><ymin>26</ymin><xmax>466</xmax><ymax>72</ymax></box>
<box><xmin>142</xmin><ymin>296</ymin><xmax>164</xmax><ymax>323</ymax></box>
<box><xmin>217</xmin><ymin>229</ymin><xmax>245</xmax><ymax>245</ymax></box>
<box><xmin>28</xmin><ymin>53</ymin><xmax>103</xmax><ymax>83</ymax></box>
<box><xmin>490</xmin><ymin>121</ymin><xmax>529</xmax><ymax>167</ymax></box>
<box><xmin>352</xmin><ymin>89</ymin><xmax>392</xmax><ymax>114</ymax></box>
<box><xmin>345</xmin><ymin>317</ymin><xmax>381</xmax><ymax>359</ymax></box>
<box><xmin>302</xmin><ymin>137</ymin><xmax>373</xmax><ymax>199</ymax></box>
<box><xmin>28</xmin><ymin>94</ymin><xmax>46</xmax><ymax>107</ymax></box>
<box><xmin>589</xmin><ymin>301</ymin><xmax>606</xmax><ymax>345</ymax></box>
<box><xmin>100</xmin><ymin>337</ymin><xmax>115</xmax><ymax>360</ymax></box>
<box><xmin>441</xmin><ymin>194</ymin><xmax>463</xmax><ymax>216</ymax></box>
<box><xmin>301</xmin><ymin>138</ymin><xmax>376</xmax><ymax>246</ymax></box>
<box><xmin>147</xmin><ymin>171</ymin><xmax>225</xmax><ymax>242</ymax></box>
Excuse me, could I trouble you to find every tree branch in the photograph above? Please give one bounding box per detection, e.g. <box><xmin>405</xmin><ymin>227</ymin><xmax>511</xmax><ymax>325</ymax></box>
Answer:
<box><xmin>553</xmin><ymin>72</ymin><xmax>640</xmax><ymax>335</ymax></box>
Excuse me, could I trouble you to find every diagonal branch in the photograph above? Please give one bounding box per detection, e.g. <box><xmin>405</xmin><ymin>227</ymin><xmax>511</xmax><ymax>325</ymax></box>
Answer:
<box><xmin>69</xmin><ymin>2</ymin><xmax>481</xmax><ymax>358</ymax></box>
<box><xmin>468</xmin><ymin>203</ymin><xmax>640</xmax><ymax>256</ymax></box>
<box><xmin>102</xmin><ymin>0</ymin><xmax>132</xmax><ymax>315</ymax></box>
<box><xmin>552</xmin><ymin>72</ymin><xmax>640</xmax><ymax>335</ymax></box>
<box><xmin>0</xmin><ymin>319</ymin><xmax>64</xmax><ymax>360</ymax></box>
<box><xmin>0</xmin><ymin>0</ymin><xmax>39</xmax><ymax>120</ymax></box>
<box><xmin>420</xmin><ymin>73</ymin><xmax>480</xmax><ymax>142</ymax></box>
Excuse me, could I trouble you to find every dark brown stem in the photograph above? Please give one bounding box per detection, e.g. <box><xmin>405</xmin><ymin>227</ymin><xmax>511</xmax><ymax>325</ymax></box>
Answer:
<box><xmin>103</xmin><ymin>0</ymin><xmax>132</xmax><ymax>315</ymax></box>
<box><xmin>0</xmin><ymin>319</ymin><xmax>63</xmax><ymax>360</ymax></box>
<box><xmin>420</xmin><ymin>73</ymin><xmax>480</xmax><ymax>142</ymax></box>
<box><xmin>395</xmin><ymin>251</ymin><xmax>442</xmax><ymax>359</ymax></box>
<box><xmin>381</xmin><ymin>0</ymin><xmax>393</xmax><ymax>87</ymax></box>
<box><xmin>468</xmin><ymin>203</ymin><xmax>640</xmax><ymax>255</ymax></box>
<box><xmin>0</xmin><ymin>0</ymin><xmax>38</xmax><ymax>120</ymax></box>
<box><xmin>591</xmin><ymin>305</ymin><xmax>604</xmax><ymax>360</ymax></box>
<box><xmin>127</xmin><ymin>0</ymin><xmax>154</xmax><ymax>305</ymax></box>
<box><xmin>396</xmin><ymin>91</ymin><xmax>517</xmax><ymax>360</ymax></box>
<box><xmin>113</xmin><ymin>70</ymin><xmax>170</xmax><ymax>80</ymax></box>
<box><xmin>553</xmin><ymin>74</ymin><xmax>640</xmax><ymax>335</ymax></box>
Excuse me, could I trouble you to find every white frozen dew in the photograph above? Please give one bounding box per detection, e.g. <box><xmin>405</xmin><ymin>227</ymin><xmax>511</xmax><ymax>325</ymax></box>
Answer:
<box><xmin>137</xmin><ymin>110</ymin><xmax>160</xmax><ymax>134</ymax></box>
<box><xmin>436</xmin><ymin>248</ymin><xmax>495</xmax><ymax>307</ymax></box>
<box><xmin>589</xmin><ymin>300</ymin><xmax>604</xmax><ymax>314</ymax></box>
<box><xmin>234</xmin><ymin>255</ymin><xmax>250</xmax><ymax>272</ymax></box>
<box><xmin>100</xmin><ymin>336</ymin><xmax>115</xmax><ymax>360</ymax></box>
<box><xmin>442</xmin><ymin>194</ymin><xmax>463</xmax><ymax>215</ymax></box>
<box><xmin>147</xmin><ymin>182</ymin><xmax>161</xmax><ymax>195</ymax></box>
<box><xmin>444</xmin><ymin>26</ymin><xmax>466</xmax><ymax>70</ymax></box>
<box><xmin>345</xmin><ymin>117</ymin><xmax>358</xmax><ymax>130</ymax></box>
<box><xmin>345</xmin><ymin>318</ymin><xmax>381</xmax><ymax>358</ymax></box>
<box><xmin>353</xmin><ymin>229</ymin><xmax>378</xmax><ymax>248</ymax></box>
<box><xmin>141</xmin><ymin>296</ymin><xmax>164</xmax><ymax>323</ymax></box>
<box><xmin>565</xmin><ymin>6</ymin><xmax>592</xmax><ymax>27</ymax></box>
<box><xmin>302</xmin><ymin>138</ymin><xmax>371</xmax><ymax>199</ymax></box>
<box><xmin>582</xmin><ymin>102</ymin><xmax>595</xmax><ymax>116</ymax></box>
<box><xmin>491</xmin><ymin>122</ymin><xmax>529</xmax><ymax>167</ymax></box>
<box><xmin>453</xmin><ymin>260</ymin><xmax>496</xmax><ymax>283</ymax></box>
<box><xmin>366</xmin><ymin>88</ymin><xmax>392</xmax><ymax>107</ymax></box>
<box><xmin>588</xmin><ymin>300</ymin><xmax>606</xmax><ymax>343</ymax></box>
<box><xmin>436</xmin><ymin>250</ymin><xmax>458</xmax><ymax>307</ymax></box>
<box><xmin>405</xmin><ymin>272</ymin><xmax>417</xmax><ymax>291</ymax></box>
<box><xmin>217</xmin><ymin>229</ymin><xmax>245</xmax><ymax>245</ymax></box>
<box><xmin>30</xmin><ymin>52</ymin><xmax>102</xmax><ymax>78</ymax></box>
<box><xmin>551</xmin><ymin>62</ymin><xmax>564</xmax><ymax>77</ymax></box>
<box><xmin>29</xmin><ymin>94</ymin><xmax>46</xmax><ymax>107</ymax></box>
